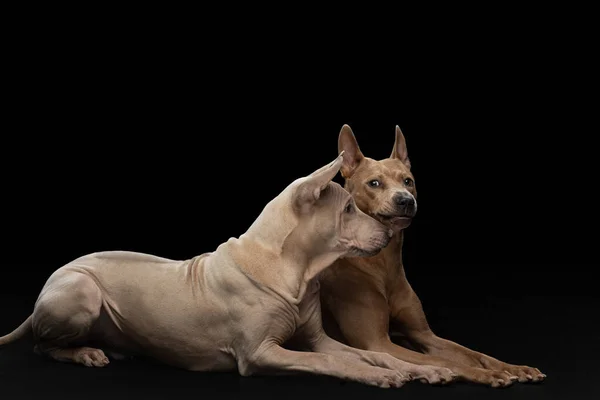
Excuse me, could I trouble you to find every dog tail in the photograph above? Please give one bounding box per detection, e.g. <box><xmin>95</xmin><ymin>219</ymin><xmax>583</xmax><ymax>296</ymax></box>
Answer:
<box><xmin>0</xmin><ymin>314</ymin><xmax>33</xmax><ymax>346</ymax></box>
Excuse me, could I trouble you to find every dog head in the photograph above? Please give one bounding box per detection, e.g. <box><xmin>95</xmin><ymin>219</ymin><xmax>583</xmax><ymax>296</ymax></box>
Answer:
<box><xmin>337</xmin><ymin>124</ymin><xmax>417</xmax><ymax>233</ymax></box>
<box><xmin>289</xmin><ymin>153</ymin><xmax>393</xmax><ymax>258</ymax></box>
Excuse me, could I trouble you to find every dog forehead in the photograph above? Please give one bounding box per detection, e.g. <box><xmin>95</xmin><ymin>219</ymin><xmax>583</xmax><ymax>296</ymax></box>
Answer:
<box><xmin>379</xmin><ymin>158</ymin><xmax>412</xmax><ymax>178</ymax></box>
<box><xmin>354</xmin><ymin>158</ymin><xmax>384</xmax><ymax>176</ymax></box>
<box><xmin>355</xmin><ymin>158</ymin><xmax>411</xmax><ymax>180</ymax></box>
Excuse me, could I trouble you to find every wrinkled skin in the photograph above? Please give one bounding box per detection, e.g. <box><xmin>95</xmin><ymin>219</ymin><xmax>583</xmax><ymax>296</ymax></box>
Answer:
<box><xmin>0</xmin><ymin>153</ymin><xmax>455</xmax><ymax>389</ymax></box>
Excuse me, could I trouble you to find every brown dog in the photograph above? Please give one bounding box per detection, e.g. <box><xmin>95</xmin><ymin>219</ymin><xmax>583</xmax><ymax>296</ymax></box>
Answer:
<box><xmin>318</xmin><ymin>125</ymin><xmax>546</xmax><ymax>388</ymax></box>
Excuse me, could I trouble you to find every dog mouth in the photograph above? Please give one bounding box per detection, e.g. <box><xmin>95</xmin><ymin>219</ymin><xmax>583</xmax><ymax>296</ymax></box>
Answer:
<box><xmin>348</xmin><ymin>234</ymin><xmax>391</xmax><ymax>257</ymax></box>
<box><xmin>377</xmin><ymin>213</ymin><xmax>413</xmax><ymax>222</ymax></box>
<box><xmin>377</xmin><ymin>213</ymin><xmax>413</xmax><ymax>231</ymax></box>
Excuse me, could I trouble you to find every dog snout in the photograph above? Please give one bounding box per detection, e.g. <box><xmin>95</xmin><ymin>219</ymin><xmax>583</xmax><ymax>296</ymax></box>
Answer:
<box><xmin>394</xmin><ymin>194</ymin><xmax>415</xmax><ymax>208</ymax></box>
<box><xmin>393</xmin><ymin>193</ymin><xmax>416</xmax><ymax>215</ymax></box>
<box><xmin>353</xmin><ymin>222</ymin><xmax>392</xmax><ymax>257</ymax></box>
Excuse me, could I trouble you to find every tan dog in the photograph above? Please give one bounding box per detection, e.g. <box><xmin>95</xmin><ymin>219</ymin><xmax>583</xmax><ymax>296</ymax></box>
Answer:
<box><xmin>319</xmin><ymin>125</ymin><xmax>546</xmax><ymax>388</ymax></box>
<box><xmin>0</xmin><ymin>154</ymin><xmax>455</xmax><ymax>388</ymax></box>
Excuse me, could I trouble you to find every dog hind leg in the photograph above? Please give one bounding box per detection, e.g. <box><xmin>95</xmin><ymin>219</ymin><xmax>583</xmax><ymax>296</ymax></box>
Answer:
<box><xmin>32</xmin><ymin>271</ymin><xmax>109</xmax><ymax>367</ymax></box>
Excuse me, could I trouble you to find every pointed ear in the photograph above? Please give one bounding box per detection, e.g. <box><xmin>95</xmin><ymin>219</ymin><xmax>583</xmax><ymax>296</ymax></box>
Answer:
<box><xmin>338</xmin><ymin>124</ymin><xmax>364</xmax><ymax>178</ymax></box>
<box><xmin>293</xmin><ymin>152</ymin><xmax>344</xmax><ymax>211</ymax></box>
<box><xmin>391</xmin><ymin>125</ymin><xmax>411</xmax><ymax>168</ymax></box>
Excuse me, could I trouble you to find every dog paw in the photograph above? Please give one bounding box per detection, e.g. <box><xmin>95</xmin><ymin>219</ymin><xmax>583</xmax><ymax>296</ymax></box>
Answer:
<box><xmin>412</xmin><ymin>366</ymin><xmax>457</xmax><ymax>385</ymax></box>
<box><xmin>502</xmin><ymin>364</ymin><xmax>546</xmax><ymax>383</ymax></box>
<box><xmin>74</xmin><ymin>347</ymin><xmax>110</xmax><ymax>368</ymax></box>
<box><xmin>367</xmin><ymin>368</ymin><xmax>409</xmax><ymax>389</ymax></box>
<box><xmin>481</xmin><ymin>369</ymin><xmax>517</xmax><ymax>388</ymax></box>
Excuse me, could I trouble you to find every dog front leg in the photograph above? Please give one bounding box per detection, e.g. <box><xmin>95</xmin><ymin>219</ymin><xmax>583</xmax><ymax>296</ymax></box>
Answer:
<box><xmin>297</xmin><ymin>292</ymin><xmax>453</xmax><ymax>385</ymax></box>
<box><xmin>310</xmin><ymin>334</ymin><xmax>456</xmax><ymax>385</ymax></box>
<box><xmin>323</xmin><ymin>284</ymin><xmax>518</xmax><ymax>387</ymax></box>
<box><xmin>389</xmin><ymin>287</ymin><xmax>546</xmax><ymax>383</ymax></box>
<box><xmin>242</xmin><ymin>343</ymin><xmax>408</xmax><ymax>389</ymax></box>
<box><xmin>403</xmin><ymin>331</ymin><xmax>546</xmax><ymax>383</ymax></box>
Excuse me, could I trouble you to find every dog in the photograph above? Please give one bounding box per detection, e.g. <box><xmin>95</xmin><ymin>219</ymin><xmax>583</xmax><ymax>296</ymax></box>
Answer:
<box><xmin>0</xmin><ymin>153</ymin><xmax>456</xmax><ymax>389</ymax></box>
<box><xmin>318</xmin><ymin>125</ymin><xmax>546</xmax><ymax>388</ymax></box>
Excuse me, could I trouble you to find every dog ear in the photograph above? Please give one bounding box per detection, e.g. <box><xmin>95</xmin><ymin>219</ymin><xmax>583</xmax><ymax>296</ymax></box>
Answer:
<box><xmin>338</xmin><ymin>124</ymin><xmax>364</xmax><ymax>178</ymax></box>
<box><xmin>391</xmin><ymin>125</ymin><xmax>411</xmax><ymax>169</ymax></box>
<box><xmin>294</xmin><ymin>152</ymin><xmax>345</xmax><ymax>211</ymax></box>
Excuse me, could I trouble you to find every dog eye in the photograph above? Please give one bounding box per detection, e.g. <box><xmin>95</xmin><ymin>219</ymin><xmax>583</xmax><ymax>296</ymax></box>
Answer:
<box><xmin>403</xmin><ymin>178</ymin><xmax>414</xmax><ymax>187</ymax></box>
<box><xmin>344</xmin><ymin>203</ymin><xmax>353</xmax><ymax>213</ymax></box>
<box><xmin>368</xmin><ymin>180</ymin><xmax>380</xmax><ymax>187</ymax></box>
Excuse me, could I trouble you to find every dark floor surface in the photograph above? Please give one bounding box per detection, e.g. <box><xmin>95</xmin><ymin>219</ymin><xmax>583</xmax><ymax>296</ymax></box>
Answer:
<box><xmin>1</xmin><ymin>290</ymin><xmax>598</xmax><ymax>400</ymax></box>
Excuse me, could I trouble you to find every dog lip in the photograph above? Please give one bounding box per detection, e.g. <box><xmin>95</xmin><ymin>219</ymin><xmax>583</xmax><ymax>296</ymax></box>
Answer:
<box><xmin>358</xmin><ymin>249</ymin><xmax>382</xmax><ymax>257</ymax></box>
<box><xmin>377</xmin><ymin>214</ymin><xmax>413</xmax><ymax>232</ymax></box>
<box><xmin>377</xmin><ymin>213</ymin><xmax>413</xmax><ymax>220</ymax></box>
<box><xmin>350</xmin><ymin>246</ymin><xmax>383</xmax><ymax>257</ymax></box>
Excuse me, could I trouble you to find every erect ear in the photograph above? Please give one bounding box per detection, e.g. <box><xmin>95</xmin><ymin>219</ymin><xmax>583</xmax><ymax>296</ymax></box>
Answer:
<box><xmin>391</xmin><ymin>125</ymin><xmax>411</xmax><ymax>169</ymax></box>
<box><xmin>293</xmin><ymin>152</ymin><xmax>344</xmax><ymax>211</ymax></box>
<box><xmin>338</xmin><ymin>124</ymin><xmax>364</xmax><ymax>178</ymax></box>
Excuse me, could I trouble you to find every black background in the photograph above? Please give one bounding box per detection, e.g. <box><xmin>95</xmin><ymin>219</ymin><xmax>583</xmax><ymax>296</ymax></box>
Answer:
<box><xmin>1</xmin><ymin>8</ymin><xmax>598</xmax><ymax>400</ymax></box>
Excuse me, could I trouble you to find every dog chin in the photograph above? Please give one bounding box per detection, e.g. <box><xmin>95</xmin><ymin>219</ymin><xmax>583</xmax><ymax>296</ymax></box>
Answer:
<box><xmin>376</xmin><ymin>214</ymin><xmax>413</xmax><ymax>232</ymax></box>
<box><xmin>388</xmin><ymin>216</ymin><xmax>412</xmax><ymax>232</ymax></box>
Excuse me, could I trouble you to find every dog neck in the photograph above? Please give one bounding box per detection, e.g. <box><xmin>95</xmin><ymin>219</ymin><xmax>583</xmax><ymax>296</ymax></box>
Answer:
<box><xmin>281</xmin><ymin>236</ymin><xmax>344</xmax><ymax>302</ymax></box>
<box><xmin>381</xmin><ymin>230</ymin><xmax>406</xmax><ymax>270</ymax></box>
<box><xmin>222</xmin><ymin>195</ymin><xmax>340</xmax><ymax>305</ymax></box>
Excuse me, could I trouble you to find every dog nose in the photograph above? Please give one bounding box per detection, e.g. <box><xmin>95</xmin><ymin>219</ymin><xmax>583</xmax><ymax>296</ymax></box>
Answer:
<box><xmin>394</xmin><ymin>195</ymin><xmax>415</xmax><ymax>208</ymax></box>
